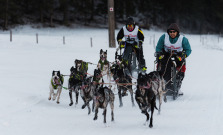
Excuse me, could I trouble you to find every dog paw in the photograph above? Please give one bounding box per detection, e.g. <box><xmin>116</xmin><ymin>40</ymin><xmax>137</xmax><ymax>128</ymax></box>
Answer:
<box><xmin>111</xmin><ymin>118</ymin><xmax>114</xmax><ymax>121</ymax></box>
<box><xmin>57</xmin><ymin>101</ymin><xmax>60</xmax><ymax>104</ymax></box>
<box><xmin>82</xmin><ymin>105</ymin><xmax>86</xmax><ymax>109</ymax></box>
<box><xmin>93</xmin><ymin>116</ymin><xmax>98</xmax><ymax>120</ymax></box>
<box><xmin>164</xmin><ymin>96</ymin><xmax>167</xmax><ymax>103</ymax></box>
<box><xmin>121</xmin><ymin>93</ymin><xmax>128</xmax><ymax>97</ymax></box>
<box><xmin>149</xmin><ymin>124</ymin><xmax>153</xmax><ymax>128</ymax></box>
<box><xmin>69</xmin><ymin>102</ymin><xmax>73</xmax><ymax>106</ymax></box>
<box><xmin>75</xmin><ymin>102</ymin><xmax>78</xmax><ymax>105</ymax></box>
<box><xmin>48</xmin><ymin>97</ymin><xmax>51</xmax><ymax>100</ymax></box>
<box><xmin>119</xmin><ymin>104</ymin><xmax>123</xmax><ymax>107</ymax></box>
<box><xmin>143</xmin><ymin>121</ymin><xmax>149</xmax><ymax>126</ymax></box>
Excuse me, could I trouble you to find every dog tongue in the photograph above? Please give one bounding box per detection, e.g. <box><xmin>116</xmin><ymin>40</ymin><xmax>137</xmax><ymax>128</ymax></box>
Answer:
<box><xmin>54</xmin><ymin>78</ymin><xmax>59</xmax><ymax>84</ymax></box>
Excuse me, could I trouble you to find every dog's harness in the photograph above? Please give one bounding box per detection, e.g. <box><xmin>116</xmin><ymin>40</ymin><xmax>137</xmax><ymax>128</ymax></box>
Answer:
<box><xmin>139</xmin><ymin>82</ymin><xmax>152</xmax><ymax>90</ymax></box>
<box><xmin>99</xmin><ymin>59</ymin><xmax>109</xmax><ymax>71</ymax></box>
<box><xmin>51</xmin><ymin>76</ymin><xmax>64</xmax><ymax>89</ymax></box>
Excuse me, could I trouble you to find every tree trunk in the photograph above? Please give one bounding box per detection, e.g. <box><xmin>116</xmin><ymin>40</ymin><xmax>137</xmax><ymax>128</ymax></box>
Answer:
<box><xmin>50</xmin><ymin>10</ymin><xmax>53</xmax><ymax>27</ymax></box>
<box><xmin>63</xmin><ymin>0</ymin><xmax>68</xmax><ymax>25</ymax></box>
<box><xmin>90</xmin><ymin>0</ymin><xmax>94</xmax><ymax>21</ymax></box>
<box><xmin>4</xmin><ymin>0</ymin><xmax>9</xmax><ymax>30</ymax></box>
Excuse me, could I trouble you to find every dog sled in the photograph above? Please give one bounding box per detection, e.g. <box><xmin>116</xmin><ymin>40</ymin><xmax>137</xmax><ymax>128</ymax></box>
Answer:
<box><xmin>156</xmin><ymin>50</ymin><xmax>184</xmax><ymax>100</ymax></box>
<box><xmin>116</xmin><ymin>37</ymin><xmax>140</xmax><ymax>75</ymax></box>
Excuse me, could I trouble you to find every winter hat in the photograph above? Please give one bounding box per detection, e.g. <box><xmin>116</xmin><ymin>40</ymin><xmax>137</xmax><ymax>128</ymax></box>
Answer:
<box><xmin>167</xmin><ymin>23</ymin><xmax>180</xmax><ymax>33</ymax></box>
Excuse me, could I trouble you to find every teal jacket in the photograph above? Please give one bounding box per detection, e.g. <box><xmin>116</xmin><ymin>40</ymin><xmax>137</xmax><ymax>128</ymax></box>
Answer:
<box><xmin>156</xmin><ymin>34</ymin><xmax>192</xmax><ymax>57</ymax></box>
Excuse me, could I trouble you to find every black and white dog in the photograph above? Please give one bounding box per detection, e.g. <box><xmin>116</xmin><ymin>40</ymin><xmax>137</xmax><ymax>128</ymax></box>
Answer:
<box><xmin>93</xmin><ymin>86</ymin><xmax>115</xmax><ymax>124</ymax></box>
<box><xmin>135</xmin><ymin>71</ymin><xmax>166</xmax><ymax>128</ymax></box>
<box><xmin>68</xmin><ymin>59</ymin><xmax>88</xmax><ymax>106</ymax></box>
<box><xmin>49</xmin><ymin>71</ymin><xmax>64</xmax><ymax>104</ymax></box>
<box><xmin>135</xmin><ymin>72</ymin><xmax>156</xmax><ymax>128</ymax></box>
<box><xmin>110</xmin><ymin>53</ymin><xmax>135</xmax><ymax>107</ymax></box>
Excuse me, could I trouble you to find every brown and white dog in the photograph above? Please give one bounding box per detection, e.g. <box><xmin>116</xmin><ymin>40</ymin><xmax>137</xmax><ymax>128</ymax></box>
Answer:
<box><xmin>49</xmin><ymin>71</ymin><xmax>64</xmax><ymax>104</ymax></box>
<box><xmin>97</xmin><ymin>49</ymin><xmax>111</xmax><ymax>87</ymax></box>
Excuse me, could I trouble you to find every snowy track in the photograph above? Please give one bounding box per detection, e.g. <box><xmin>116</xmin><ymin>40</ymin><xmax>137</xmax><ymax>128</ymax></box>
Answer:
<box><xmin>0</xmin><ymin>27</ymin><xmax>223</xmax><ymax>135</ymax></box>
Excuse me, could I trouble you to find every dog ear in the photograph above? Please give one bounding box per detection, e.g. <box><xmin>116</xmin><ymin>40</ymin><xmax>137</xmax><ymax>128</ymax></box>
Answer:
<box><xmin>115</xmin><ymin>52</ymin><xmax>118</xmax><ymax>59</ymax></box>
<box><xmin>75</xmin><ymin>59</ymin><xmax>78</xmax><ymax>65</ymax></box>
<box><xmin>100</xmin><ymin>49</ymin><xmax>103</xmax><ymax>54</ymax></box>
<box><xmin>52</xmin><ymin>70</ymin><xmax>55</xmax><ymax>76</ymax></box>
<box><xmin>58</xmin><ymin>71</ymin><xmax>60</xmax><ymax>76</ymax></box>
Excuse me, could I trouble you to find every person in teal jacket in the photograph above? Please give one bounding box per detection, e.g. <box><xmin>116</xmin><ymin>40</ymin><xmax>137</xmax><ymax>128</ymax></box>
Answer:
<box><xmin>155</xmin><ymin>23</ymin><xmax>192</xmax><ymax>95</ymax></box>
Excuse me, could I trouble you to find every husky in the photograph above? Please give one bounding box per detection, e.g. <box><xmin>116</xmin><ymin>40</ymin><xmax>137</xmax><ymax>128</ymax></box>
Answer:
<box><xmin>49</xmin><ymin>71</ymin><xmax>64</xmax><ymax>104</ymax></box>
<box><xmin>93</xmin><ymin>86</ymin><xmax>115</xmax><ymax>124</ymax></box>
<box><xmin>80</xmin><ymin>77</ymin><xmax>94</xmax><ymax>115</ymax></box>
<box><xmin>135</xmin><ymin>73</ymin><xmax>156</xmax><ymax>128</ymax></box>
<box><xmin>68</xmin><ymin>59</ymin><xmax>88</xmax><ymax>106</ymax></box>
<box><xmin>97</xmin><ymin>49</ymin><xmax>112</xmax><ymax>87</ymax></box>
<box><xmin>110</xmin><ymin>53</ymin><xmax>135</xmax><ymax>107</ymax></box>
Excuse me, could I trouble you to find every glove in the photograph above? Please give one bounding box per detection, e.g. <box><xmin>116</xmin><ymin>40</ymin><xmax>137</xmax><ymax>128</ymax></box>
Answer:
<box><xmin>133</xmin><ymin>41</ymin><xmax>138</xmax><ymax>48</ymax></box>
<box><xmin>158</xmin><ymin>55</ymin><xmax>164</xmax><ymax>60</ymax></box>
<box><xmin>141</xmin><ymin>67</ymin><xmax>147</xmax><ymax>72</ymax></box>
<box><xmin>139</xmin><ymin>41</ymin><xmax>143</xmax><ymax>47</ymax></box>
<box><xmin>177</xmin><ymin>52</ymin><xmax>186</xmax><ymax>61</ymax></box>
<box><xmin>119</xmin><ymin>41</ymin><xmax>125</xmax><ymax>48</ymax></box>
<box><xmin>155</xmin><ymin>52</ymin><xmax>164</xmax><ymax>60</ymax></box>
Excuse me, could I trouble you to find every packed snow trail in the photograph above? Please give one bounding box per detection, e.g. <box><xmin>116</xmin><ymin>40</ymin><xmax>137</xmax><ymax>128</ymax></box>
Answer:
<box><xmin>0</xmin><ymin>27</ymin><xmax>223</xmax><ymax>135</ymax></box>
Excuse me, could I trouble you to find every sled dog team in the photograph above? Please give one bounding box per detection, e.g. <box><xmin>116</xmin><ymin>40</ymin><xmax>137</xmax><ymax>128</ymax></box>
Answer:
<box><xmin>49</xmin><ymin>49</ymin><xmax>167</xmax><ymax>128</ymax></box>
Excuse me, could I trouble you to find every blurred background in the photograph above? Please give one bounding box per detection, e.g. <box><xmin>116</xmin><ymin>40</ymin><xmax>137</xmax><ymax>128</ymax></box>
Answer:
<box><xmin>0</xmin><ymin>0</ymin><xmax>223</xmax><ymax>33</ymax></box>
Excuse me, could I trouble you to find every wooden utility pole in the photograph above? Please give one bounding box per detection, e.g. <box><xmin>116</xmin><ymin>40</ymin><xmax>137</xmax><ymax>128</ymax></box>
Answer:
<box><xmin>108</xmin><ymin>0</ymin><xmax>116</xmax><ymax>48</ymax></box>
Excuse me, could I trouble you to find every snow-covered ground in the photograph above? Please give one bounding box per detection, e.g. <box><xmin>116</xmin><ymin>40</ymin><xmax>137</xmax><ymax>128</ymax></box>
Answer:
<box><xmin>0</xmin><ymin>26</ymin><xmax>223</xmax><ymax>135</ymax></box>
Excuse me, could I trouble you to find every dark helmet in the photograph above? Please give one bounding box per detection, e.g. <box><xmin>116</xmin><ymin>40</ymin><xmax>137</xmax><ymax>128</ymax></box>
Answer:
<box><xmin>126</xmin><ymin>17</ymin><xmax>135</xmax><ymax>25</ymax></box>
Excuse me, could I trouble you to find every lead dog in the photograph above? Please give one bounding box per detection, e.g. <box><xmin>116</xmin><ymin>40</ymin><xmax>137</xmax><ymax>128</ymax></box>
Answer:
<box><xmin>49</xmin><ymin>71</ymin><xmax>64</xmax><ymax>104</ymax></box>
<box><xmin>68</xmin><ymin>59</ymin><xmax>88</xmax><ymax>106</ymax></box>
<box><xmin>97</xmin><ymin>49</ymin><xmax>112</xmax><ymax>86</ymax></box>
<box><xmin>97</xmin><ymin>49</ymin><xmax>110</xmax><ymax>75</ymax></box>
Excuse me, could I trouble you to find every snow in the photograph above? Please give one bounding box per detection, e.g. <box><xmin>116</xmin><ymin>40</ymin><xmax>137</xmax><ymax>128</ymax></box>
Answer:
<box><xmin>0</xmin><ymin>25</ymin><xmax>223</xmax><ymax>135</ymax></box>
